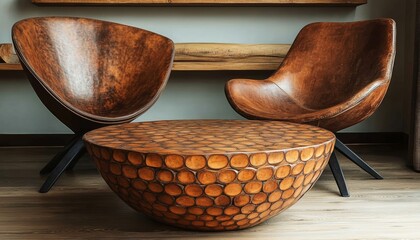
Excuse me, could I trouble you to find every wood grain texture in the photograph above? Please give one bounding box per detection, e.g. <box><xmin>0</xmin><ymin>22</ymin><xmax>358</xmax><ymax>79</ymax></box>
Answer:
<box><xmin>0</xmin><ymin>63</ymin><xmax>22</xmax><ymax>70</ymax></box>
<box><xmin>0</xmin><ymin>43</ymin><xmax>288</xmax><ymax>71</ymax></box>
<box><xmin>83</xmin><ymin>120</ymin><xmax>335</xmax><ymax>231</ymax></box>
<box><xmin>12</xmin><ymin>17</ymin><xmax>174</xmax><ymax>133</ymax></box>
<box><xmin>0</xmin><ymin>145</ymin><xmax>418</xmax><ymax>239</ymax></box>
<box><xmin>226</xmin><ymin>19</ymin><xmax>396</xmax><ymax>132</ymax></box>
<box><xmin>31</xmin><ymin>0</ymin><xmax>367</xmax><ymax>6</ymax></box>
<box><xmin>0</xmin><ymin>44</ymin><xmax>20</xmax><ymax>64</ymax></box>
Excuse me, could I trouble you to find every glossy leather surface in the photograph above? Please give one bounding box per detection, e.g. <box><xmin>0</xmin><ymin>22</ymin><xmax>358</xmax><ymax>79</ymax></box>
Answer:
<box><xmin>226</xmin><ymin>19</ymin><xmax>396</xmax><ymax>132</ymax></box>
<box><xmin>12</xmin><ymin>17</ymin><xmax>174</xmax><ymax>132</ymax></box>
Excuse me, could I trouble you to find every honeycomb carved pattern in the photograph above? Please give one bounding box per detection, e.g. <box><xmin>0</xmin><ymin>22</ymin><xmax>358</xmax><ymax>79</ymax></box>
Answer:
<box><xmin>83</xmin><ymin>120</ymin><xmax>335</xmax><ymax>231</ymax></box>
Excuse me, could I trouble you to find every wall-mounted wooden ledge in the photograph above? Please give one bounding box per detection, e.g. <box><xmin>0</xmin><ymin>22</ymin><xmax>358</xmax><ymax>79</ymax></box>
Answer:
<box><xmin>0</xmin><ymin>43</ymin><xmax>289</xmax><ymax>71</ymax></box>
<box><xmin>32</xmin><ymin>0</ymin><xmax>367</xmax><ymax>7</ymax></box>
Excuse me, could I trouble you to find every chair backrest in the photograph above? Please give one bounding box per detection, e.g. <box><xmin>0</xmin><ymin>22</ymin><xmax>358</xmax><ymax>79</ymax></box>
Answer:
<box><xmin>12</xmin><ymin>17</ymin><xmax>174</xmax><ymax>121</ymax></box>
<box><xmin>270</xmin><ymin>19</ymin><xmax>396</xmax><ymax>110</ymax></box>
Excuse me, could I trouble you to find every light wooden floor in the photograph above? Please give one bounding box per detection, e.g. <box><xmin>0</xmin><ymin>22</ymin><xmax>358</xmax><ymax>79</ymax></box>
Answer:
<box><xmin>0</xmin><ymin>145</ymin><xmax>419</xmax><ymax>239</ymax></box>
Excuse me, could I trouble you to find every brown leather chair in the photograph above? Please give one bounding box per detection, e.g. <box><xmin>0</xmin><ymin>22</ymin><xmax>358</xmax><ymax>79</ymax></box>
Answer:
<box><xmin>225</xmin><ymin>19</ymin><xmax>396</xmax><ymax>197</ymax></box>
<box><xmin>12</xmin><ymin>17</ymin><xmax>175</xmax><ymax>193</ymax></box>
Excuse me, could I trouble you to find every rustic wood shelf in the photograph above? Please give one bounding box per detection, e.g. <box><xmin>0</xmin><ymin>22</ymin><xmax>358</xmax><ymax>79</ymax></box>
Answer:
<box><xmin>32</xmin><ymin>0</ymin><xmax>367</xmax><ymax>6</ymax></box>
<box><xmin>0</xmin><ymin>43</ymin><xmax>289</xmax><ymax>71</ymax></box>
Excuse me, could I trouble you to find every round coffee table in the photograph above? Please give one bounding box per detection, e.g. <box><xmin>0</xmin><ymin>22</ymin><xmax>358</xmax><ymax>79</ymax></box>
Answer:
<box><xmin>83</xmin><ymin>120</ymin><xmax>335</xmax><ymax>231</ymax></box>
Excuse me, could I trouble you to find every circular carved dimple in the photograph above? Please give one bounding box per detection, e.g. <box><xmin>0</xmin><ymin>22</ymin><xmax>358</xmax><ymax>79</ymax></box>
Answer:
<box><xmin>241</xmin><ymin>204</ymin><xmax>256</xmax><ymax>214</ymax></box>
<box><xmin>188</xmin><ymin>206</ymin><xmax>204</xmax><ymax>215</ymax></box>
<box><xmin>268</xmin><ymin>152</ymin><xmax>284</xmax><ymax>165</ymax></box>
<box><xmin>122</xmin><ymin>165</ymin><xmax>137</xmax><ymax>179</ymax></box>
<box><xmin>110</xmin><ymin>163</ymin><xmax>122</xmax><ymax>175</ymax></box>
<box><xmin>84</xmin><ymin>120</ymin><xmax>335</xmax><ymax>231</ymax></box>
<box><xmin>196</xmin><ymin>196</ymin><xmax>213</xmax><ymax>207</ymax></box>
<box><xmin>127</xmin><ymin>152</ymin><xmax>143</xmax><ymax>165</ymax></box>
<box><xmin>117</xmin><ymin>177</ymin><xmax>130</xmax><ymax>188</ymax></box>
<box><xmin>293</xmin><ymin>175</ymin><xmax>305</xmax><ymax>188</ymax></box>
<box><xmin>157</xmin><ymin>170</ymin><xmax>173</xmax><ymax>182</ymax></box>
<box><xmin>252</xmin><ymin>192</ymin><xmax>267</xmax><ymax>205</ymax></box>
<box><xmin>215</xmin><ymin>195</ymin><xmax>231</xmax><ymax>206</ymax></box>
<box><xmin>257</xmin><ymin>203</ymin><xmax>271</xmax><ymax>213</ymax></box>
<box><xmin>198</xmin><ymin>171</ymin><xmax>217</xmax><ymax>185</ymax></box>
<box><xmin>285</xmin><ymin>150</ymin><xmax>299</xmax><ymax>163</ymax></box>
<box><xmin>230</xmin><ymin>154</ymin><xmax>249</xmax><ymax>169</ymax></box>
<box><xmin>282</xmin><ymin>188</ymin><xmax>295</xmax><ymax>199</ymax></box>
<box><xmin>250</xmin><ymin>153</ymin><xmax>267</xmax><ymax>167</ymax></box>
<box><xmin>304</xmin><ymin>173</ymin><xmax>315</xmax><ymax>186</ymax></box>
<box><xmin>315</xmin><ymin>145</ymin><xmax>325</xmax><ymax>158</ymax></box>
<box><xmin>158</xmin><ymin>194</ymin><xmax>174</xmax><ymax>205</ymax></box>
<box><xmin>224</xmin><ymin>183</ymin><xmax>242</xmax><ymax>196</ymax></box>
<box><xmin>256</xmin><ymin>167</ymin><xmax>274</xmax><ymax>181</ymax></box>
<box><xmin>314</xmin><ymin>158</ymin><xmax>324</xmax><ymax>171</ymax></box>
<box><xmin>244</xmin><ymin>181</ymin><xmax>262</xmax><ymax>194</ymax></box>
<box><xmin>270</xmin><ymin>200</ymin><xmax>283</xmax><ymax>211</ymax></box>
<box><xmin>132</xmin><ymin>179</ymin><xmax>147</xmax><ymax>191</ymax></box>
<box><xmin>170</xmin><ymin>206</ymin><xmax>187</xmax><ymax>215</ymax></box>
<box><xmin>292</xmin><ymin>163</ymin><xmax>305</xmax><ymax>175</ymax></box>
<box><xmin>280</xmin><ymin>177</ymin><xmax>295</xmax><ymax>190</ymax></box>
<box><xmin>138</xmin><ymin>167</ymin><xmax>154</xmax><ymax>181</ymax></box>
<box><xmin>218</xmin><ymin>170</ymin><xmax>236</xmax><ymax>183</ymax></box>
<box><xmin>275</xmin><ymin>165</ymin><xmax>291</xmax><ymax>179</ymax></box>
<box><xmin>263</xmin><ymin>180</ymin><xmax>278</xmax><ymax>193</ymax></box>
<box><xmin>100</xmin><ymin>148</ymin><xmax>111</xmax><ymax>160</ymax></box>
<box><xmin>165</xmin><ymin>155</ymin><xmax>184</xmax><ymax>169</ymax></box>
<box><xmin>268</xmin><ymin>190</ymin><xmax>282</xmax><ymax>203</ymax></box>
<box><xmin>234</xmin><ymin>194</ymin><xmax>250</xmax><ymax>207</ymax></box>
<box><xmin>248</xmin><ymin>212</ymin><xmax>259</xmax><ymax>220</ymax></box>
<box><xmin>199</xmin><ymin>215</ymin><xmax>213</xmax><ymax>221</ymax></box>
<box><xmin>304</xmin><ymin>161</ymin><xmax>316</xmax><ymax>174</ymax></box>
<box><xmin>146</xmin><ymin>154</ymin><xmax>163</xmax><ymax>168</ymax></box>
<box><xmin>165</xmin><ymin>183</ymin><xmax>182</xmax><ymax>196</ymax></box>
<box><xmin>185</xmin><ymin>184</ymin><xmax>203</xmax><ymax>197</ymax></box>
<box><xmin>113</xmin><ymin>150</ymin><xmax>126</xmax><ymax>163</ymax></box>
<box><xmin>208</xmin><ymin>155</ymin><xmax>229</xmax><ymax>169</ymax></box>
<box><xmin>205</xmin><ymin>184</ymin><xmax>223</xmax><ymax>197</ymax></box>
<box><xmin>176</xmin><ymin>195</ymin><xmax>195</xmax><ymax>207</ymax></box>
<box><xmin>177</xmin><ymin>170</ymin><xmax>195</xmax><ymax>184</ymax></box>
<box><xmin>237</xmin><ymin>169</ymin><xmax>255</xmax><ymax>182</ymax></box>
<box><xmin>300</xmin><ymin>148</ymin><xmax>314</xmax><ymax>161</ymax></box>
<box><xmin>233</xmin><ymin>214</ymin><xmax>247</xmax><ymax>221</ymax></box>
<box><xmin>185</xmin><ymin>155</ymin><xmax>206</xmax><ymax>170</ymax></box>
<box><xmin>206</xmin><ymin>207</ymin><xmax>223</xmax><ymax>216</ymax></box>
<box><xmin>224</xmin><ymin>206</ymin><xmax>240</xmax><ymax>215</ymax></box>
<box><xmin>148</xmin><ymin>182</ymin><xmax>163</xmax><ymax>193</ymax></box>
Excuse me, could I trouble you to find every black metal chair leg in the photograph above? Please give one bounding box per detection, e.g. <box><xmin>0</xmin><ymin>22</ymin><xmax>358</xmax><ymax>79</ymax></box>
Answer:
<box><xmin>39</xmin><ymin>137</ymin><xmax>85</xmax><ymax>193</ymax></box>
<box><xmin>329</xmin><ymin>152</ymin><xmax>350</xmax><ymax>197</ymax></box>
<box><xmin>65</xmin><ymin>147</ymin><xmax>86</xmax><ymax>172</ymax></box>
<box><xmin>335</xmin><ymin>138</ymin><xmax>383</xmax><ymax>179</ymax></box>
<box><xmin>39</xmin><ymin>134</ymin><xmax>81</xmax><ymax>175</ymax></box>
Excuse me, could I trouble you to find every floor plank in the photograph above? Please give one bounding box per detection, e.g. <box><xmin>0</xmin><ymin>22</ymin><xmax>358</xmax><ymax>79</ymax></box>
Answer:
<box><xmin>0</xmin><ymin>145</ymin><xmax>419</xmax><ymax>239</ymax></box>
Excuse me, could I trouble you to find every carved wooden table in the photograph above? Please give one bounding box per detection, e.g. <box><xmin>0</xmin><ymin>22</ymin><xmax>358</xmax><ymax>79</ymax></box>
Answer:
<box><xmin>83</xmin><ymin>120</ymin><xmax>335</xmax><ymax>231</ymax></box>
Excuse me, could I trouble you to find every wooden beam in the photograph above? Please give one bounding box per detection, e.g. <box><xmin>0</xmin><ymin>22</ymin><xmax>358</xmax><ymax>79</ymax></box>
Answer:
<box><xmin>31</xmin><ymin>0</ymin><xmax>367</xmax><ymax>6</ymax></box>
<box><xmin>0</xmin><ymin>43</ymin><xmax>289</xmax><ymax>71</ymax></box>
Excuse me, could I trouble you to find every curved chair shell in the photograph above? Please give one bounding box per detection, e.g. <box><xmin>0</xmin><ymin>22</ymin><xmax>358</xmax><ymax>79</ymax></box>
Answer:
<box><xmin>12</xmin><ymin>17</ymin><xmax>175</xmax><ymax>133</ymax></box>
<box><xmin>225</xmin><ymin>19</ymin><xmax>396</xmax><ymax>132</ymax></box>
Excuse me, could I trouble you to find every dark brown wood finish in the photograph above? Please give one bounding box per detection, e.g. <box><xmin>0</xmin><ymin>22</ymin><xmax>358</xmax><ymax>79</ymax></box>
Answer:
<box><xmin>11</xmin><ymin>17</ymin><xmax>175</xmax><ymax>192</ymax></box>
<box><xmin>225</xmin><ymin>19</ymin><xmax>396</xmax><ymax>196</ymax></box>
<box><xmin>12</xmin><ymin>17</ymin><xmax>175</xmax><ymax>133</ymax></box>
<box><xmin>225</xmin><ymin>19</ymin><xmax>396</xmax><ymax>132</ymax></box>
<box><xmin>83</xmin><ymin>120</ymin><xmax>335</xmax><ymax>231</ymax></box>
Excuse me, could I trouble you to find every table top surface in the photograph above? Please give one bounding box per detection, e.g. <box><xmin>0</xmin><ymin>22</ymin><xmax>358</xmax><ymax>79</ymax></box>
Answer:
<box><xmin>83</xmin><ymin>120</ymin><xmax>335</xmax><ymax>155</ymax></box>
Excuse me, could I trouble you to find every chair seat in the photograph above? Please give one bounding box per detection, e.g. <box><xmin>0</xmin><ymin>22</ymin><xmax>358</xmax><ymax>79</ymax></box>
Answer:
<box><xmin>226</xmin><ymin>78</ymin><xmax>389</xmax><ymax>131</ymax></box>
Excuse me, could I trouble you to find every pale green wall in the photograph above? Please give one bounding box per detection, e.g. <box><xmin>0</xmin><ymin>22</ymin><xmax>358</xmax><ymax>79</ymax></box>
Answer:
<box><xmin>0</xmin><ymin>0</ymin><xmax>415</xmax><ymax>134</ymax></box>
